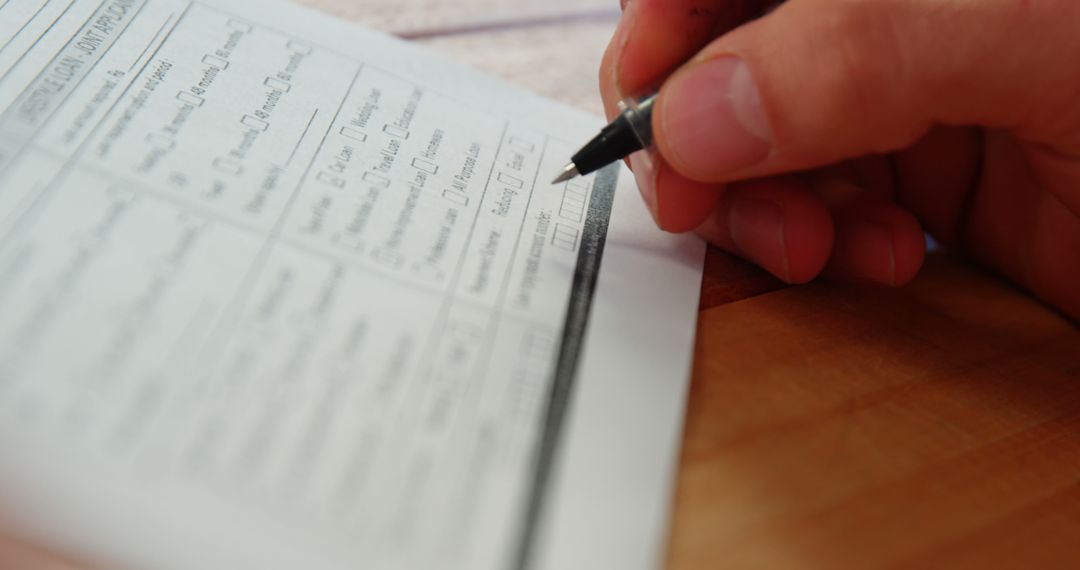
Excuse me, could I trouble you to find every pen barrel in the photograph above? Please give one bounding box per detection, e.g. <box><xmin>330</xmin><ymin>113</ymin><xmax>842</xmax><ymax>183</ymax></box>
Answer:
<box><xmin>620</xmin><ymin>94</ymin><xmax>656</xmax><ymax>149</ymax></box>
<box><xmin>570</xmin><ymin>94</ymin><xmax>656</xmax><ymax>177</ymax></box>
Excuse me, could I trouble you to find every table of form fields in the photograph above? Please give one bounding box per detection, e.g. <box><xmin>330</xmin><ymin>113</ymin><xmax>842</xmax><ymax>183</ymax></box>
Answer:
<box><xmin>0</xmin><ymin>1</ymin><xmax>608</xmax><ymax>565</ymax></box>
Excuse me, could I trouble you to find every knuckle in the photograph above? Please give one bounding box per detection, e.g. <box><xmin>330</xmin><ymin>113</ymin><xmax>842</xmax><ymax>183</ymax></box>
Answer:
<box><xmin>815</xmin><ymin>0</ymin><xmax>923</xmax><ymax>148</ymax></box>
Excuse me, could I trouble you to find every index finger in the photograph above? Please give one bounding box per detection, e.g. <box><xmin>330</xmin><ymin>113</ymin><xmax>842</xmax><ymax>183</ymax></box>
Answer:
<box><xmin>597</xmin><ymin>1</ymin><xmax>762</xmax><ymax>233</ymax></box>
<box><xmin>599</xmin><ymin>0</ymin><xmax>760</xmax><ymax>120</ymax></box>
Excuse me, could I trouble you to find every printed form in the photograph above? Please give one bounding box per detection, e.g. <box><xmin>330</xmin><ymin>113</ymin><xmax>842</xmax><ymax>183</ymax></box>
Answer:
<box><xmin>0</xmin><ymin>1</ymin><xmax>705</xmax><ymax>569</ymax></box>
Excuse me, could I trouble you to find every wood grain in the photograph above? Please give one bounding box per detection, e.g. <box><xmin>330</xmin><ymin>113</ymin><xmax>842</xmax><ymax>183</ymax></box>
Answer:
<box><xmin>668</xmin><ymin>252</ymin><xmax>1080</xmax><ymax>569</ymax></box>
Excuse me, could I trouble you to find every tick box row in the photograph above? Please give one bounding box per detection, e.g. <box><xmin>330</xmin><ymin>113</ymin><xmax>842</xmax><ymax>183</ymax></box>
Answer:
<box><xmin>315</xmin><ymin>171</ymin><xmax>395</xmax><ymax>189</ymax></box>
<box><xmin>551</xmin><ymin>223</ymin><xmax>580</xmax><ymax>252</ymax></box>
<box><xmin>496</xmin><ymin>172</ymin><xmax>523</xmax><ymax>189</ymax></box>
<box><xmin>173</xmin><ymin>74</ymin><xmax>292</xmax><ymax>112</ymax></box>
<box><xmin>334</xmin><ymin>124</ymin><xmax>410</xmax><ymax>142</ymax></box>
<box><xmin>224</xmin><ymin>19</ymin><xmax>314</xmax><ymax>56</ymax></box>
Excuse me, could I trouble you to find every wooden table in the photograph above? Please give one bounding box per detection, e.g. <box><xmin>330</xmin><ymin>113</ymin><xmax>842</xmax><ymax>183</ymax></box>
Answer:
<box><xmin>673</xmin><ymin>252</ymin><xmax>1080</xmax><ymax>569</ymax></box>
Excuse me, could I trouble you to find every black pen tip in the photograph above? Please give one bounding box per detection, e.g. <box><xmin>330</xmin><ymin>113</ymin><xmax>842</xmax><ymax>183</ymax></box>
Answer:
<box><xmin>551</xmin><ymin>163</ymin><xmax>579</xmax><ymax>184</ymax></box>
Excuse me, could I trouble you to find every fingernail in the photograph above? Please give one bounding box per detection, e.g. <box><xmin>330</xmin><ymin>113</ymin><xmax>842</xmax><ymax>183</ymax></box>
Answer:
<box><xmin>838</xmin><ymin>220</ymin><xmax>897</xmax><ymax>286</ymax></box>
<box><xmin>728</xmin><ymin>195</ymin><xmax>790</xmax><ymax>282</ymax></box>
<box><xmin>659</xmin><ymin>56</ymin><xmax>771</xmax><ymax>177</ymax></box>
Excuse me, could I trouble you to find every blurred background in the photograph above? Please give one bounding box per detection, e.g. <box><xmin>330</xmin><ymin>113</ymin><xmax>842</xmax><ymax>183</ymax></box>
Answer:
<box><xmin>297</xmin><ymin>0</ymin><xmax>619</xmax><ymax>115</ymax></box>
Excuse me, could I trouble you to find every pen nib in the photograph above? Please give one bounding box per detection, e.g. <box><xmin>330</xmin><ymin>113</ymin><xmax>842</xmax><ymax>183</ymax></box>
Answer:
<box><xmin>551</xmin><ymin>163</ymin><xmax>579</xmax><ymax>184</ymax></box>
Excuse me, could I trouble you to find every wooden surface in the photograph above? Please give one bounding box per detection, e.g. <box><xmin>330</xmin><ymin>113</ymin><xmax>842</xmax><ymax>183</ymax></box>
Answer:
<box><xmin>672</xmin><ymin>251</ymin><xmax>1080</xmax><ymax>569</ymax></box>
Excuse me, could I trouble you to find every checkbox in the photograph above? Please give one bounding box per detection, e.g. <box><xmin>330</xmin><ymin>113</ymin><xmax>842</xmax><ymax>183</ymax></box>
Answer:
<box><xmin>372</xmin><ymin>247</ymin><xmax>402</xmax><ymax>268</ymax></box>
<box><xmin>442</xmin><ymin>189</ymin><xmax>468</xmax><ymax>206</ymax></box>
<box><xmin>176</xmin><ymin>91</ymin><xmax>204</xmax><ymax>107</ymax></box>
<box><xmin>568</xmin><ymin>179</ymin><xmax>590</xmax><ymax>192</ymax></box>
<box><xmin>383</xmin><ymin>124</ymin><xmax>409</xmax><ymax>139</ymax></box>
<box><xmin>559</xmin><ymin>203</ymin><xmax>584</xmax><ymax>222</ymax></box>
<box><xmin>213</xmin><ymin>157</ymin><xmax>242</xmax><ymax>175</ymax></box>
<box><xmin>339</xmin><ymin>126</ymin><xmax>367</xmax><ymax>142</ymax></box>
<box><xmin>227</xmin><ymin>19</ymin><xmax>253</xmax><ymax>33</ymax></box>
<box><xmin>497</xmin><ymin>172</ymin><xmax>523</xmax><ymax>189</ymax></box>
<box><xmin>362</xmin><ymin>171</ymin><xmax>390</xmax><ymax>187</ymax></box>
<box><xmin>551</xmin><ymin>223</ymin><xmax>580</xmax><ymax>251</ymax></box>
<box><xmin>242</xmin><ymin>115</ymin><xmax>269</xmax><ymax>131</ymax></box>
<box><xmin>202</xmin><ymin>54</ymin><xmax>229</xmax><ymax>69</ymax></box>
<box><xmin>146</xmin><ymin>133</ymin><xmax>175</xmax><ymax>149</ymax></box>
<box><xmin>559</xmin><ymin>185</ymin><xmax>586</xmax><ymax>221</ymax></box>
<box><xmin>317</xmin><ymin>171</ymin><xmax>345</xmax><ymax>188</ymax></box>
<box><xmin>287</xmin><ymin>40</ymin><xmax>312</xmax><ymax>56</ymax></box>
<box><xmin>508</xmin><ymin>136</ymin><xmax>535</xmax><ymax>152</ymax></box>
<box><xmin>559</xmin><ymin>208</ymin><xmax>583</xmax><ymax>222</ymax></box>
<box><xmin>411</xmin><ymin>157</ymin><xmax>438</xmax><ymax>174</ymax></box>
<box><xmin>264</xmin><ymin>76</ymin><xmax>290</xmax><ymax>92</ymax></box>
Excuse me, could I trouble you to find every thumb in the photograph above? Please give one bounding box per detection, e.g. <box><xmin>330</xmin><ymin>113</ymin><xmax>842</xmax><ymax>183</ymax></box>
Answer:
<box><xmin>651</xmin><ymin>0</ymin><xmax>1080</xmax><ymax>182</ymax></box>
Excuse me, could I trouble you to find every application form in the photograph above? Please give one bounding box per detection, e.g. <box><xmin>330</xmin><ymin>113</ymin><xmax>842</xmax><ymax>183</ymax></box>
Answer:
<box><xmin>0</xmin><ymin>1</ymin><xmax>705</xmax><ymax>569</ymax></box>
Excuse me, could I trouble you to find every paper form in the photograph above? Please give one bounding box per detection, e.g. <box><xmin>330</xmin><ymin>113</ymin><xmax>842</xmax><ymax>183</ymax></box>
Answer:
<box><xmin>0</xmin><ymin>1</ymin><xmax>705</xmax><ymax>569</ymax></box>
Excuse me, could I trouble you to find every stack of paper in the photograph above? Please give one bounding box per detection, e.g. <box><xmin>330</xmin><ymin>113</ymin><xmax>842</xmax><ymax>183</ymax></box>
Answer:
<box><xmin>0</xmin><ymin>1</ymin><xmax>703</xmax><ymax>569</ymax></box>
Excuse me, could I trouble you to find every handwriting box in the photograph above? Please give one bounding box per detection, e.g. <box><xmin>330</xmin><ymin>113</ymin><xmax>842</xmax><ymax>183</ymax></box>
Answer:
<box><xmin>497</xmin><ymin>172</ymin><xmax>524</xmax><ymax>189</ymax></box>
<box><xmin>568</xmin><ymin>178</ymin><xmax>590</xmax><ymax>192</ymax></box>
<box><xmin>202</xmin><ymin>54</ymin><xmax>229</xmax><ymax>70</ymax></box>
<box><xmin>362</xmin><ymin>171</ymin><xmax>390</xmax><ymax>188</ymax></box>
<box><xmin>339</xmin><ymin>126</ymin><xmax>367</xmax><ymax>142</ymax></box>
<box><xmin>383</xmin><ymin>124</ymin><xmax>409</xmax><ymax>139</ymax></box>
<box><xmin>559</xmin><ymin>182</ymin><xmax>589</xmax><ymax>222</ymax></box>
<box><xmin>559</xmin><ymin>198</ymin><xmax>585</xmax><ymax>223</ymax></box>
<box><xmin>442</xmin><ymin>189</ymin><xmax>468</xmax><ymax>207</ymax></box>
<box><xmin>317</xmin><ymin>171</ymin><xmax>345</xmax><ymax>188</ymax></box>
<box><xmin>213</xmin><ymin>157</ymin><xmax>242</xmax><ymax>175</ymax></box>
<box><xmin>551</xmin><ymin>223</ymin><xmax>580</xmax><ymax>251</ymax></box>
<box><xmin>411</xmin><ymin>157</ymin><xmax>438</xmax><ymax>175</ymax></box>
<box><xmin>263</xmin><ymin>76</ymin><xmax>290</xmax><ymax>93</ymax></box>
<box><xmin>176</xmin><ymin>91</ymin><xmax>204</xmax><ymax>107</ymax></box>
<box><xmin>242</xmin><ymin>115</ymin><xmax>269</xmax><ymax>132</ymax></box>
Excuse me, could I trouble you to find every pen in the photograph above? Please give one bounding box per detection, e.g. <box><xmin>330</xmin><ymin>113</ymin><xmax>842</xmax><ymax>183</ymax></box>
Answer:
<box><xmin>553</xmin><ymin>2</ymin><xmax>783</xmax><ymax>185</ymax></box>
<box><xmin>552</xmin><ymin>93</ymin><xmax>656</xmax><ymax>184</ymax></box>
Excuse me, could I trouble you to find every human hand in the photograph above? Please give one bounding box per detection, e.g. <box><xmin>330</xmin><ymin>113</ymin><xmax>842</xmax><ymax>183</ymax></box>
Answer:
<box><xmin>600</xmin><ymin>0</ymin><xmax>1080</xmax><ymax>319</ymax></box>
